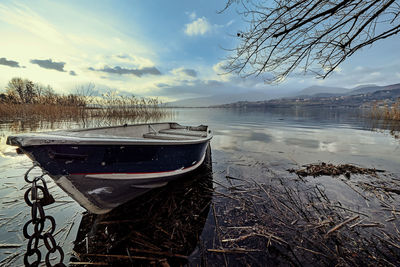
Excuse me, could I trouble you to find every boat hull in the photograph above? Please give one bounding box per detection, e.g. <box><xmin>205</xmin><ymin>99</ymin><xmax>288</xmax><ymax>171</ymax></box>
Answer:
<box><xmin>21</xmin><ymin>141</ymin><xmax>210</xmax><ymax>214</ymax></box>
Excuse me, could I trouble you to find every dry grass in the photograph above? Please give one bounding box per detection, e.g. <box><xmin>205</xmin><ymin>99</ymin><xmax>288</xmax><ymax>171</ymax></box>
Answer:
<box><xmin>368</xmin><ymin>99</ymin><xmax>400</xmax><ymax>140</ymax></box>
<box><xmin>0</xmin><ymin>103</ymin><xmax>84</xmax><ymax>121</ymax></box>
<box><xmin>370</xmin><ymin>99</ymin><xmax>400</xmax><ymax>121</ymax></box>
<box><xmin>87</xmin><ymin>93</ymin><xmax>166</xmax><ymax>120</ymax></box>
<box><xmin>0</xmin><ymin>94</ymin><xmax>168</xmax><ymax>124</ymax></box>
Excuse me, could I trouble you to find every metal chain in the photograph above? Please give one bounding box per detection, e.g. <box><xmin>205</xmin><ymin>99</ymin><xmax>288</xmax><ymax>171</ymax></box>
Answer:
<box><xmin>23</xmin><ymin>163</ymin><xmax>66</xmax><ymax>267</ymax></box>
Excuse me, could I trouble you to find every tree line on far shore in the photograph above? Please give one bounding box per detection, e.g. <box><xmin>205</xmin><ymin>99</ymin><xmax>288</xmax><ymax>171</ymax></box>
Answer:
<box><xmin>0</xmin><ymin>77</ymin><xmax>86</xmax><ymax>106</ymax></box>
<box><xmin>0</xmin><ymin>77</ymin><xmax>167</xmax><ymax>123</ymax></box>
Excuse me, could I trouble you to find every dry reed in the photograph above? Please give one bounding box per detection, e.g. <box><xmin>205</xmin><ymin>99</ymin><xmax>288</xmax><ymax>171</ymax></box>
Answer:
<box><xmin>368</xmin><ymin>99</ymin><xmax>400</xmax><ymax>140</ymax></box>
<box><xmin>0</xmin><ymin>93</ymin><xmax>168</xmax><ymax>125</ymax></box>
<box><xmin>370</xmin><ymin>99</ymin><xmax>400</xmax><ymax>121</ymax></box>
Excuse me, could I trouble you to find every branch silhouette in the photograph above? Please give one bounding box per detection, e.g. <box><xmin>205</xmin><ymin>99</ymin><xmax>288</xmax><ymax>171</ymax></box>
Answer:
<box><xmin>222</xmin><ymin>0</ymin><xmax>400</xmax><ymax>83</ymax></box>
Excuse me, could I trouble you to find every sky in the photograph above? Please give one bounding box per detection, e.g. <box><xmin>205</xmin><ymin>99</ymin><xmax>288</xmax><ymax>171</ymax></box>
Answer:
<box><xmin>0</xmin><ymin>0</ymin><xmax>400</xmax><ymax>102</ymax></box>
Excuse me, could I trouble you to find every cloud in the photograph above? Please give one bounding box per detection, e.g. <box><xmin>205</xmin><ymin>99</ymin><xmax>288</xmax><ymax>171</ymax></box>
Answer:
<box><xmin>320</xmin><ymin>64</ymin><xmax>400</xmax><ymax>88</ymax></box>
<box><xmin>171</xmin><ymin>67</ymin><xmax>197</xmax><ymax>77</ymax></box>
<box><xmin>226</xmin><ymin>20</ymin><xmax>234</xmax><ymax>27</ymax></box>
<box><xmin>110</xmin><ymin>54</ymin><xmax>155</xmax><ymax>68</ymax></box>
<box><xmin>30</xmin><ymin>59</ymin><xmax>66</xmax><ymax>72</ymax></box>
<box><xmin>0</xmin><ymin>3</ymin><xmax>65</xmax><ymax>45</ymax></box>
<box><xmin>182</xmin><ymin>69</ymin><xmax>197</xmax><ymax>77</ymax></box>
<box><xmin>188</xmin><ymin>11</ymin><xmax>196</xmax><ymax>20</ymax></box>
<box><xmin>370</xmin><ymin>71</ymin><xmax>381</xmax><ymax>76</ymax></box>
<box><xmin>156</xmin><ymin>83</ymin><xmax>169</xmax><ymax>88</ymax></box>
<box><xmin>212</xmin><ymin>60</ymin><xmax>232</xmax><ymax>82</ymax></box>
<box><xmin>156</xmin><ymin>79</ymin><xmax>225</xmax><ymax>98</ymax></box>
<box><xmin>184</xmin><ymin>17</ymin><xmax>212</xmax><ymax>36</ymax></box>
<box><xmin>151</xmin><ymin>64</ymin><xmax>297</xmax><ymax>100</ymax></box>
<box><xmin>69</xmin><ymin>70</ymin><xmax>77</xmax><ymax>76</ymax></box>
<box><xmin>0</xmin><ymin>57</ymin><xmax>20</xmax><ymax>68</ymax></box>
<box><xmin>116</xmin><ymin>54</ymin><xmax>130</xmax><ymax>59</ymax></box>
<box><xmin>90</xmin><ymin>65</ymin><xmax>161</xmax><ymax>77</ymax></box>
<box><xmin>212</xmin><ymin>61</ymin><xmax>226</xmax><ymax>74</ymax></box>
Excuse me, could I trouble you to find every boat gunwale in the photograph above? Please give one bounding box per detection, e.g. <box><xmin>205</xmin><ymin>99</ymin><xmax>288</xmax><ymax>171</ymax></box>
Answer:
<box><xmin>65</xmin><ymin>121</ymin><xmax>176</xmax><ymax>133</ymax></box>
<box><xmin>6</xmin><ymin>122</ymin><xmax>212</xmax><ymax>147</ymax></box>
<box><xmin>7</xmin><ymin>136</ymin><xmax>212</xmax><ymax>147</ymax></box>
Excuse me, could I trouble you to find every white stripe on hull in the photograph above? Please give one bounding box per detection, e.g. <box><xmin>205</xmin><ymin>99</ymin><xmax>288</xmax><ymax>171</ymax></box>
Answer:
<box><xmin>84</xmin><ymin>153</ymin><xmax>206</xmax><ymax>180</ymax></box>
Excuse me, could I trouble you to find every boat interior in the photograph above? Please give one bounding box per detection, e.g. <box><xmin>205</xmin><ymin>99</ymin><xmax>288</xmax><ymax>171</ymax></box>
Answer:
<box><xmin>65</xmin><ymin>122</ymin><xmax>210</xmax><ymax>140</ymax></box>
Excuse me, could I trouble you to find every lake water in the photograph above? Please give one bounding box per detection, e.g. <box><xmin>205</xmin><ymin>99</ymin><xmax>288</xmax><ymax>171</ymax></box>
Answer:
<box><xmin>0</xmin><ymin>107</ymin><xmax>399</xmax><ymax>266</ymax></box>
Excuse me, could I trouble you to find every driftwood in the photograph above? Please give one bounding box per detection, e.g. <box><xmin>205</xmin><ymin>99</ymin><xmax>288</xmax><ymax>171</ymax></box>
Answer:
<box><xmin>0</xmin><ymin>244</ymin><xmax>21</xmax><ymax>249</ymax></box>
<box><xmin>69</xmin><ymin>262</ymin><xmax>108</xmax><ymax>266</ymax></box>
<box><xmin>205</xmin><ymin>158</ymin><xmax>400</xmax><ymax>266</ymax></box>
<box><xmin>325</xmin><ymin>215</ymin><xmax>360</xmax><ymax>237</ymax></box>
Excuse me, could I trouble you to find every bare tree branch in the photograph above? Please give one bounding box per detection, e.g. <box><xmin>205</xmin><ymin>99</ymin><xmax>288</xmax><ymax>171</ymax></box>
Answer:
<box><xmin>222</xmin><ymin>0</ymin><xmax>400</xmax><ymax>83</ymax></box>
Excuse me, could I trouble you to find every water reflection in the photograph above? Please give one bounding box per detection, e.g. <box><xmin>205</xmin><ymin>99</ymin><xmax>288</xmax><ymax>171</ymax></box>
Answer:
<box><xmin>199</xmin><ymin>107</ymin><xmax>364</xmax><ymax>129</ymax></box>
<box><xmin>1</xmin><ymin>107</ymin><xmax>399</xmax><ymax>140</ymax></box>
<box><xmin>71</xmin><ymin>149</ymin><xmax>213</xmax><ymax>266</ymax></box>
<box><xmin>285</xmin><ymin>137</ymin><xmax>320</xmax><ymax>149</ymax></box>
<box><xmin>0</xmin><ymin>113</ymin><xmax>174</xmax><ymax>133</ymax></box>
<box><xmin>1</xmin><ymin>107</ymin><xmax>400</xmax><ymax>265</ymax></box>
<box><xmin>249</xmin><ymin>132</ymin><xmax>272</xmax><ymax>142</ymax></box>
<box><xmin>368</xmin><ymin>117</ymin><xmax>400</xmax><ymax>140</ymax></box>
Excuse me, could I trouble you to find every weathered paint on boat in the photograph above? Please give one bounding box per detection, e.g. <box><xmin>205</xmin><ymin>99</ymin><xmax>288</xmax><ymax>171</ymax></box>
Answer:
<box><xmin>7</xmin><ymin>122</ymin><xmax>212</xmax><ymax>214</ymax></box>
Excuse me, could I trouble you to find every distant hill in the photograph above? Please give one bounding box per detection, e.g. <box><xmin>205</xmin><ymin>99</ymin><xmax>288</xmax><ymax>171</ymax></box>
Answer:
<box><xmin>350</xmin><ymin>84</ymin><xmax>376</xmax><ymax>91</ymax></box>
<box><xmin>166</xmin><ymin>91</ymin><xmax>290</xmax><ymax>107</ymax></box>
<box><xmin>291</xmin><ymin>83</ymin><xmax>400</xmax><ymax>98</ymax></box>
<box><xmin>294</xmin><ymin>85</ymin><xmax>350</xmax><ymax>97</ymax></box>
<box><xmin>166</xmin><ymin>82</ymin><xmax>400</xmax><ymax>107</ymax></box>
<box><xmin>215</xmin><ymin>86</ymin><xmax>400</xmax><ymax>109</ymax></box>
<box><xmin>347</xmin><ymin>83</ymin><xmax>400</xmax><ymax>95</ymax></box>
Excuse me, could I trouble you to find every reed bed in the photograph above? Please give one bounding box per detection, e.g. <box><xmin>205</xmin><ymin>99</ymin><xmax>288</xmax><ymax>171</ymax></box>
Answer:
<box><xmin>86</xmin><ymin>94</ymin><xmax>166</xmax><ymax>120</ymax></box>
<box><xmin>0</xmin><ymin>95</ymin><xmax>168</xmax><ymax>127</ymax></box>
<box><xmin>367</xmin><ymin>99</ymin><xmax>400</xmax><ymax>140</ymax></box>
<box><xmin>1</xmin><ymin>78</ymin><xmax>169</xmax><ymax>125</ymax></box>
<box><xmin>370</xmin><ymin>99</ymin><xmax>400</xmax><ymax>121</ymax></box>
<box><xmin>0</xmin><ymin>103</ymin><xmax>85</xmax><ymax>122</ymax></box>
<box><xmin>205</xmin><ymin>164</ymin><xmax>400</xmax><ymax>266</ymax></box>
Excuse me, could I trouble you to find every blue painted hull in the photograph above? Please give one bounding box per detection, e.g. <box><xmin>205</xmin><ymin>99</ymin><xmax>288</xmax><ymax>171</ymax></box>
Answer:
<box><xmin>20</xmin><ymin>142</ymin><xmax>210</xmax><ymax>214</ymax></box>
<box><xmin>22</xmin><ymin>142</ymin><xmax>209</xmax><ymax>177</ymax></box>
<box><xmin>7</xmin><ymin>122</ymin><xmax>212</xmax><ymax>214</ymax></box>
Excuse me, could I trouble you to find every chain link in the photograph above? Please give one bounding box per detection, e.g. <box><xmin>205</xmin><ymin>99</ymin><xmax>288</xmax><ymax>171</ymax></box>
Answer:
<box><xmin>23</xmin><ymin>163</ymin><xmax>66</xmax><ymax>267</ymax></box>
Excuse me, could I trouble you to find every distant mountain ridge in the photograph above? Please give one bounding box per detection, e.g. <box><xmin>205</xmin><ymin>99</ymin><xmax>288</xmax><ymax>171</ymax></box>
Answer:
<box><xmin>165</xmin><ymin>83</ymin><xmax>400</xmax><ymax>107</ymax></box>
<box><xmin>165</xmin><ymin>91</ymin><xmax>285</xmax><ymax>107</ymax></box>
<box><xmin>216</xmin><ymin>87</ymin><xmax>400</xmax><ymax>109</ymax></box>
<box><xmin>347</xmin><ymin>83</ymin><xmax>400</xmax><ymax>95</ymax></box>
<box><xmin>295</xmin><ymin>85</ymin><xmax>350</xmax><ymax>97</ymax></box>
<box><xmin>295</xmin><ymin>83</ymin><xmax>400</xmax><ymax>97</ymax></box>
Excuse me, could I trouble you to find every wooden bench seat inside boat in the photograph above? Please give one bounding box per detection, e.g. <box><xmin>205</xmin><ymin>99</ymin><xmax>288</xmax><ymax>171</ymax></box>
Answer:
<box><xmin>143</xmin><ymin>132</ymin><xmax>199</xmax><ymax>140</ymax></box>
<box><xmin>159</xmin><ymin>129</ymin><xmax>207</xmax><ymax>137</ymax></box>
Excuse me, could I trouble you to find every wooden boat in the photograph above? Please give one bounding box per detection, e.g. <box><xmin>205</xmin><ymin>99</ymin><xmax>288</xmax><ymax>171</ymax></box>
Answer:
<box><xmin>7</xmin><ymin>122</ymin><xmax>212</xmax><ymax>214</ymax></box>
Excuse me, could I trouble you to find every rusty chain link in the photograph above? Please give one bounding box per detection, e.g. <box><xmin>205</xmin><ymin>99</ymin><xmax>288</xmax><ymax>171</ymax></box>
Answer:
<box><xmin>23</xmin><ymin>163</ymin><xmax>66</xmax><ymax>267</ymax></box>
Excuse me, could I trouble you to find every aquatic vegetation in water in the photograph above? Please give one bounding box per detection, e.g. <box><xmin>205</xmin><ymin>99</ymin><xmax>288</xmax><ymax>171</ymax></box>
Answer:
<box><xmin>207</xmin><ymin>164</ymin><xmax>400</xmax><ymax>266</ymax></box>
<box><xmin>367</xmin><ymin>99</ymin><xmax>400</xmax><ymax>140</ymax></box>
<box><xmin>370</xmin><ymin>99</ymin><xmax>400</xmax><ymax>121</ymax></box>
<box><xmin>288</xmin><ymin>162</ymin><xmax>385</xmax><ymax>178</ymax></box>
<box><xmin>0</xmin><ymin>78</ymin><xmax>169</xmax><ymax>127</ymax></box>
